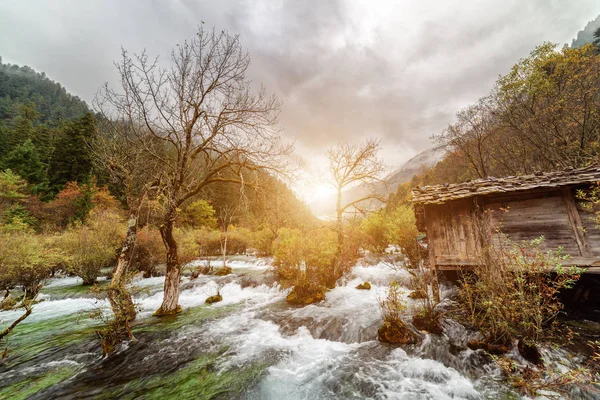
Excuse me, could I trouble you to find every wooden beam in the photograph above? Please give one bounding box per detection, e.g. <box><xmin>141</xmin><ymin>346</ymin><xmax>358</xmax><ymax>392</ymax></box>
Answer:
<box><xmin>435</xmin><ymin>255</ymin><xmax>479</xmax><ymax>266</ymax></box>
<box><xmin>561</xmin><ymin>188</ymin><xmax>592</xmax><ymax>257</ymax></box>
<box><xmin>562</xmin><ymin>256</ymin><xmax>600</xmax><ymax>267</ymax></box>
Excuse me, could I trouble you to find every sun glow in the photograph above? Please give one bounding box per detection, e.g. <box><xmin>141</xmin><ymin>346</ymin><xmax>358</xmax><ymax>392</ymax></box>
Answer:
<box><xmin>310</xmin><ymin>182</ymin><xmax>336</xmax><ymax>201</ymax></box>
<box><xmin>296</xmin><ymin>175</ymin><xmax>336</xmax><ymax>204</ymax></box>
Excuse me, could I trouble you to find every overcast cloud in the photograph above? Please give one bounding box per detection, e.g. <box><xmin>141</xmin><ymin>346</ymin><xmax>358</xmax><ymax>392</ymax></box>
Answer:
<box><xmin>1</xmin><ymin>0</ymin><xmax>600</xmax><ymax>174</ymax></box>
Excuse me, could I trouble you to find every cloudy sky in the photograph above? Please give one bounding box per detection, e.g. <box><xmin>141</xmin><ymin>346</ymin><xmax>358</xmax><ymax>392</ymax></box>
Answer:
<box><xmin>1</xmin><ymin>0</ymin><xmax>600</xmax><ymax>184</ymax></box>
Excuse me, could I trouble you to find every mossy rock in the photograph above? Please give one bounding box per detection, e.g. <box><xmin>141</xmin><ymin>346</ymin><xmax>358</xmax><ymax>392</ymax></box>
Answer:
<box><xmin>377</xmin><ymin>318</ymin><xmax>418</xmax><ymax>345</ymax></box>
<box><xmin>412</xmin><ymin>311</ymin><xmax>443</xmax><ymax>334</ymax></box>
<box><xmin>356</xmin><ymin>282</ymin><xmax>371</xmax><ymax>290</ymax></box>
<box><xmin>215</xmin><ymin>266</ymin><xmax>232</xmax><ymax>276</ymax></box>
<box><xmin>408</xmin><ymin>289</ymin><xmax>427</xmax><ymax>299</ymax></box>
<box><xmin>205</xmin><ymin>294</ymin><xmax>223</xmax><ymax>304</ymax></box>
<box><xmin>286</xmin><ymin>281</ymin><xmax>326</xmax><ymax>305</ymax></box>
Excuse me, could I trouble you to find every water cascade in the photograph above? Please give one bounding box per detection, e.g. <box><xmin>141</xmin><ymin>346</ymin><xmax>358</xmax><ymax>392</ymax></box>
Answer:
<box><xmin>0</xmin><ymin>257</ymin><xmax>594</xmax><ymax>399</ymax></box>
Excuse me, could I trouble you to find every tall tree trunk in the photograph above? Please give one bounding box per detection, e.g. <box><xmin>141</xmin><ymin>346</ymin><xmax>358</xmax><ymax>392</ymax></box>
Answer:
<box><xmin>332</xmin><ymin>187</ymin><xmax>344</xmax><ymax>286</ymax></box>
<box><xmin>222</xmin><ymin>231</ymin><xmax>228</xmax><ymax>268</ymax></box>
<box><xmin>108</xmin><ymin>213</ymin><xmax>138</xmax><ymax>317</ymax></box>
<box><xmin>155</xmin><ymin>208</ymin><xmax>181</xmax><ymax>316</ymax></box>
<box><xmin>98</xmin><ymin>211</ymin><xmax>139</xmax><ymax>355</ymax></box>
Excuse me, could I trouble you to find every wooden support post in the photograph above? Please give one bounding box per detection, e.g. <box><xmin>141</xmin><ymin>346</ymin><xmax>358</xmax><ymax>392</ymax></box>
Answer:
<box><xmin>562</xmin><ymin>188</ymin><xmax>591</xmax><ymax>257</ymax></box>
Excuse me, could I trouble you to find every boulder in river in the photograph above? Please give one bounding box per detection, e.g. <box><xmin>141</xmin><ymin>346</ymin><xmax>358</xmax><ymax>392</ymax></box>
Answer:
<box><xmin>412</xmin><ymin>310</ymin><xmax>443</xmax><ymax>334</ymax></box>
<box><xmin>215</xmin><ymin>266</ymin><xmax>232</xmax><ymax>276</ymax></box>
<box><xmin>377</xmin><ymin>317</ymin><xmax>418</xmax><ymax>345</ymax></box>
<box><xmin>356</xmin><ymin>282</ymin><xmax>371</xmax><ymax>290</ymax></box>
<box><xmin>286</xmin><ymin>280</ymin><xmax>326</xmax><ymax>305</ymax></box>
<box><xmin>205</xmin><ymin>294</ymin><xmax>223</xmax><ymax>304</ymax></box>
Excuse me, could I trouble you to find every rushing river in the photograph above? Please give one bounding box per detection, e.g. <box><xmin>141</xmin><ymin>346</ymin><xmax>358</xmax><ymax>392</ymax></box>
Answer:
<box><xmin>0</xmin><ymin>257</ymin><xmax>595</xmax><ymax>399</ymax></box>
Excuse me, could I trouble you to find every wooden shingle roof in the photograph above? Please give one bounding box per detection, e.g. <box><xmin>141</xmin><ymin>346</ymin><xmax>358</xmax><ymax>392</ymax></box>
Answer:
<box><xmin>411</xmin><ymin>165</ymin><xmax>600</xmax><ymax>205</ymax></box>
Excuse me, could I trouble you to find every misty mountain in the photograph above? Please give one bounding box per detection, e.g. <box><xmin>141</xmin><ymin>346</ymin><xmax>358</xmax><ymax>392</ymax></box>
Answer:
<box><xmin>309</xmin><ymin>147</ymin><xmax>444</xmax><ymax>217</ymax></box>
<box><xmin>0</xmin><ymin>57</ymin><xmax>89</xmax><ymax>121</ymax></box>
<box><xmin>571</xmin><ymin>14</ymin><xmax>600</xmax><ymax>48</ymax></box>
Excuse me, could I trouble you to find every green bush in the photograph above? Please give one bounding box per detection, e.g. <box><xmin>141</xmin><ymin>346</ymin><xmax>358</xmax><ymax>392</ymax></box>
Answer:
<box><xmin>226</xmin><ymin>226</ymin><xmax>251</xmax><ymax>255</ymax></box>
<box><xmin>384</xmin><ymin>205</ymin><xmax>422</xmax><ymax>267</ymax></box>
<box><xmin>195</xmin><ymin>227</ymin><xmax>222</xmax><ymax>256</ymax></box>
<box><xmin>175</xmin><ymin>228</ymin><xmax>200</xmax><ymax>266</ymax></box>
<box><xmin>272</xmin><ymin>227</ymin><xmax>337</xmax><ymax>284</ymax></box>
<box><xmin>58</xmin><ymin>210</ymin><xmax>125</xmax><ymax>284</ymax></box>
<box><xmin>249</xmin><ymin>228</ymin><xmax>275</xmax><ymax>256</ymax></box>
<box><xmin>0</xmin><ymin>230</ymin><xmax>62</xmax><ymax>297</ymax></box>
<box><xmin>272</xmin><ymin>226</ymin><xmax>338</xmax><ymax>304</ymax></box>
<box><xmin>272</xmin><ymin>228</ymin><xmax>304</xmax><ymax>280</ymax></box>
<box><xmin>179</xmin><ymin>199</ymin><xmax>217</xmax><ymax>228</ymax></box>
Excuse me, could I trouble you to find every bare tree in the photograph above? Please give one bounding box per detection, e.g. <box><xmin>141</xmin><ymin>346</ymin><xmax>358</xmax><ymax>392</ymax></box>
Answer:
<box><xmin>217</xmin><ymin>203</ymin><xmax>239</xmax><ymax>268</ymax></box>
<box><xmin>99</xmin><ymin>26</ymin><xmax>291</xmax><ymax>315</ymax></box>
<box><xmin>326</xmin><ymin>138</ymin><xmax>386</xmax><ymax>280</ymax></box>
<box><xmin>89</xmin><ymin>116</ymin><xmax>164</xmax><ymax>352</ymax></box>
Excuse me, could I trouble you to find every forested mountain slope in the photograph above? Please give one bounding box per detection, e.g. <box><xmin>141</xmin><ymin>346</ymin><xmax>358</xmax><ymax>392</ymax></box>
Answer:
<box><xmin>0</xmin><ymin>58</ymin><xmax>94</xmax><ymax>196</ymax></box>
<box><xmin>571</xmin><ymin>14</ymin><xmax>600</xmax><ymax>48</ymax></box>
<box><xmin>0</xmin><ymin>58</ymin><xmax>89</xmax><ymax>121</ymax></box>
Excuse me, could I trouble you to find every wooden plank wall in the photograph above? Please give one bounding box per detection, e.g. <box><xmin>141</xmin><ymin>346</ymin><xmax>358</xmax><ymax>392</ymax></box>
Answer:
<box><xmin>486</xmin><ymin>191</ymin><xmax>580</xmax><ymax>255</ymax></box>
<box><xmin>426</xmin><ymin>188</ymin><xmax>600</xmax><ymax>268</ymax></box>
<box><xmin>425</xmin><ymin>199</ymin><xmax>479</xmax><ymax>266</ymax></box>
<box><xmin>576</xmin><ymin>201</ymin><xmax>600</xmax><ymax>256</ymax></box>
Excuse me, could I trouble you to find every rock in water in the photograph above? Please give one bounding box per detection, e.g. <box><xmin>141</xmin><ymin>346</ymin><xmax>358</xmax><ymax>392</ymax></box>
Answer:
<box><xmin>215</xmin><ymin>266</ymin><xmax>232</xmax><ymax>276</ymax></box>
<box><xmin>205</xmin><ymin>294</ymin><xmax>223</xmax><ymax>304</ymax></box>
<box><xmin>377</xmin><ymin>317</ymin><xmax>418</xmax><ymax>345</ymax></box>
<box><xmin>412</xmin><ymin>311</ymin><xmax>443</xmax><ymax>334</ymax></box>
<box><xmin>356</xmin><ymin>282</ymin><xmax>371</xmax><ymax>290</ymax></box>
<box><xmin>286</xmin><ymin>280</ymin><xmax>326</xmax><ymax>305</ymax></box>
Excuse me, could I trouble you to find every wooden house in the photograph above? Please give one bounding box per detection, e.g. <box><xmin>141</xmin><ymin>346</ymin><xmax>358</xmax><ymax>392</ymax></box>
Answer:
<box><xmin>411</xmin><ymin>165</ymin><xmax>600</xmax><ymax>273</ymax></box>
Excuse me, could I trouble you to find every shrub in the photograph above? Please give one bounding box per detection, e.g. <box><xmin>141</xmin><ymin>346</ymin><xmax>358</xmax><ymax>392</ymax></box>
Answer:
<box><xmin>0</xmin><ymin>230</ymin><xmax>60</xmax><ymax>296</ymax></box>
<box><xmin>384</xmin><ymin>205</ymin><xmax>423</xmax><ymax>267</ymax></box>
<box><xmin>0</xmin><ymin>169</ymin><xmax>28</xmax><ymax>199</ymax></box>
<box><xmin>59</xmin><ymin>210</ymin><xmax>125</xmax><ymax>284</ymax></box>
<box><xmin>360</xmin><ymin>211</ymin><xmax>387</xmax><ymax>253</ymax></box>
<box><xmin>133</xmin><ymin>226</ymin><xmax>165</xmax><ymax>277</ymax></box>
<box><xmin>1</xmin><ymin>204</ymin><xmax>38</xmax><ymax>229</ymax></box>
<box><xmin>179</xmin><ymin>199</ymin><xmax>217</xmax><ymax>228</ymax></box>
<box><xmin>45</xmin><ymin>180</ymin><xmax>120</xmax><ymax>228</ymax></box>
<box><xmin>250</xmin><ymin>228</ymin><xmax>275</xmax><ymax>256</ymax></box>
<box><xmin>303</xmin><ymin>227</ymin><xmax>338</xmax><ymax>284</ymax></box>
<box><xmin>175</xmin><ymin>228</ymin><xmax>200</xmax><ymax>266</ymax></box>
<box><xmin>272</xmin><ymin>226</ymin><xmax>337</xmax><ymax>304</ymax></box>
<box><xmin>195</xmin><ymin>227</ymin><xmax>222</xmax><ymax>256</ymax></box>
<box><xmin>458</xmin><ymin>236</ymin><xmax>581</xmax><ymax>347</ymax></box>
<box><xmin>272</xmin><ymin>228</ymin><xmax>304</xmax><ymax>280</ymax></box>
<box><xmin>378</xmin><ymin>281</ymin><xmax>418</xmax><ymax>344</ymax></box>
<box><xmin>272</xmin><ymin>227</ymin><xmax>337</xmax><ymax>284</ymax></box>
<box><xmin>225</xmin><ymin>226</ymin><xmax>251</xmax><ymax>255</ymax></box>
